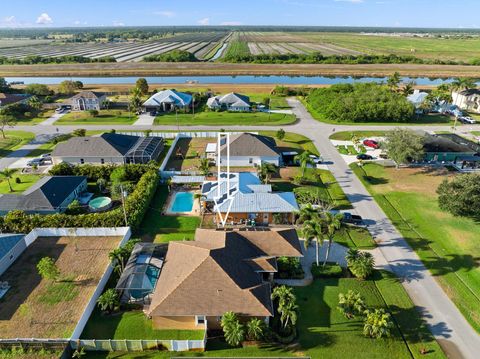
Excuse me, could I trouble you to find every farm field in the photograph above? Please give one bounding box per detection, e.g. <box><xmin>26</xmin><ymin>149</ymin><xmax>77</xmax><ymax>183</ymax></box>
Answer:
<box><xmin>0</xmin><ymin>235</ymin><xmax>123</xmax><ymax>338</ymax></box>
<box><xmin>351</xmin><ymin>163</ymin><xmax>480</xmax><ymax>333</ymax></box>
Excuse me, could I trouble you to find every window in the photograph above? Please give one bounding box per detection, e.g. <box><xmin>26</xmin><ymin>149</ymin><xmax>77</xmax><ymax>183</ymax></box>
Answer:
<box><xmin>195</xmin><ymin>315</ymin><xmax>206</xmax><ymax>325</ymax></box>
<box><xmin>9</xmin><ymin>254</ymin><xmax>13</xmax><ymax>260</ymax></box>
<box><xmin>101</xmin><ymin>158</ymin><xmax>105</xmax><ymax>164</ymax></box>
<box><xmin>249</xmin><ymin>158</ymin><xmax>253</xmax><ymax>164</ymax></box>
<box><xmin>80</xmin><ymin>159</ymin><xmax>84</xmax><ymax>164</ymax></box>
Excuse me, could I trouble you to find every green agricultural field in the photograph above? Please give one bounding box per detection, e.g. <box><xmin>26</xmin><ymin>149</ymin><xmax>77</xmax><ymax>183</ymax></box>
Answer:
<box><xmin>154</xmin><ymin>110</ymin><xmax>295</xmax><ymax>126</ymax></box>
<box><xmin>56</xmin><ymin>110</ymin><xmax>137</xmax><ymax>125</ymax></box>
<box><xmin>222</xmin><ymin>40</ymin><xmax>250</xmax><ymax>59</ymax></box>
<box><xmin>0</xmin><ymin>130</ymin><xmax>35</xmax><ymax>158</ymax></box>
<box><xmin>351</xmin><ymin>163</ymin><xmax>480</xmax><ymax>332</ymax></box>
<box><xmin>295</xmin><ymin>32</ymin><xmax>480</xmax><ymax>62</ymax></box>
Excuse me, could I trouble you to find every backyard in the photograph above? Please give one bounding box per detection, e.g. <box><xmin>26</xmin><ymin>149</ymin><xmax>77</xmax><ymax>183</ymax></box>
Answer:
<box><xmin>351</xmin><ymin>163</ymin><xmax>480</xmax><ymax>332</ymax></box>
<box><xmin>164</xmin><ymin>137</ymin><xmax>214</xmax><ymax>172</ymax></box>
<box><xmin>56</xmin><ymin>110</ymin><xmax>137</xmax><ymax>125</ymax></box>
<box><xmin>0</xmin><ymin>235</ymin><xmax>123</xmax><ymax>338</ymax></box>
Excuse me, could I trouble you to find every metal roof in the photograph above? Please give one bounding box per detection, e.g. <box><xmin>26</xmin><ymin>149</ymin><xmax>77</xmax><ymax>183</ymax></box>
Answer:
<box><xmin>171</xmin><ymin>175</ymin><xmax>206</xmax><ymax>184</ymax></box>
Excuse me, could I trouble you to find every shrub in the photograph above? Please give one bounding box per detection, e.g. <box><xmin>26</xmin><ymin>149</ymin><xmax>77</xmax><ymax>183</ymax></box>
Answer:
<box><xmin>88</xmin><ymin>109</ymin><xmax>99</xmax><ymax>117</ymax></box>
<box><xmin>73</xmin><ymin>128</ymin><xmax>86</xmax><ymax>137</ymax></box>
<box><xmin>337</xmin><ymin>290</ymin><xmax>366</xmax><ymax>319</ymax></box>
<box><xmin>37</xmin><ymin>257</ymin><xmax>60</xmax><ymax>281</ymax></box>
<box><xmin>311</xmin><ymin>263</ymin><xmax>343</xmax><ymax>278</ymax></box>
<box><xmin>277</xmin><ymin>257</ymin><xmax>304</xmax><ymax>279</ymax></box>
<box><xmin>346</xmin><ymin>249</ymin><xmax>375</xmax><ymax>280</ymax></box>
<box><xmin>15</xmin><ymin>177</ymin><xmax>21</xmax><ymax>184</ymax></box>
<box><xmin>363</xmin><ymin>309</ymin><xmax>394</xmax><ymax>339</ymax></box>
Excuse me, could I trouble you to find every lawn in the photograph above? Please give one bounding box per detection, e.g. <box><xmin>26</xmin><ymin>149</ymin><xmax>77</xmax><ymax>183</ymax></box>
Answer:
<box><xmin>0</xmin><ymin>130</ymin><xmax>35</xmax><ymax>158</ymax></box>
<box><xmin>84</xmin><ymin>271</ymin><xmax>444</xmax><ymax>359</ymax></box>
<box><xmin>56</xmin><ymin>110</ymin><xmax>137</xmax><ymax>125</ymax></box>
<box><xmin>260</xmin><ymin>130</ymin><xmax>319</xmax><ymax>156</ymax></box>
<box><xmin>15</xmin><ymin>110</ymin><xmax>54</xmax><ymax>125</ymax></box>
<box><xmin>154</xmin><ymin>110</ymin><xmax>295</xmax><ymax>126</ymax></box>
<box><xmin>164</xmin><ymin>137</ymin><xmax>213</xmax><ymax>172</ymax></box>
<box><xmin>81</xmin><ymin>310</ymin><xmax>204</xmax><ymax>341</ymax></box>
<box><xmin>333</xmin><ymin>225</ymin><xmax>377</xmax><ymax>250</ymax></box>
<box><xmin>0</xmin><ymin>171</ymin><xmax>41</xmax><ymax>193</ymax></box>
<box><xmin>351</xmin><ymin>163</ymin><xmax>480</xmax><ymax>332</ymax></box>
<box><xmin>330</xmin><ymin>130</ymin><xmax>388</xmax><ymax>141</ymax></box>
<box><xmin>135</xmin><ymin>186</ymin><xmax>201</xmax><ymax>243</ymax></box>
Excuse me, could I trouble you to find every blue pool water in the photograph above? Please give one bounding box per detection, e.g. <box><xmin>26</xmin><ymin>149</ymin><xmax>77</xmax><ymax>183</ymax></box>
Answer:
<box><xmin>130</xmin><ymin>265</ymin><xmax>160</xmax><ymax>300</ymax></box>
<box><xmin>170</xmin><ymin>192</ymin><xmax>194</xmax><ymax>213</ymax></box>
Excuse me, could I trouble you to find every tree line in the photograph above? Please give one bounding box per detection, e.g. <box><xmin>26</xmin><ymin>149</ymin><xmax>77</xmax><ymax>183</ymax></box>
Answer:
<box><xmin>0</xmin><ymin>55</ymin><xmax>116</xmax><ymax>65</ymax></box>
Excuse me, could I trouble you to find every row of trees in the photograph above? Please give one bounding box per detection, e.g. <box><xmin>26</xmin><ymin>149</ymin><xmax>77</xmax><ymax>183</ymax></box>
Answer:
<box><xmin>144</xmin><ymin>50</ymin><xmax>197</xmax><ymax>62</ymax></box>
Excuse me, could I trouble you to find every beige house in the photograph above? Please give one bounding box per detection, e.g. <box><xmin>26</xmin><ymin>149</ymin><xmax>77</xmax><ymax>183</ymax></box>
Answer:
<box><xmin>452</xmin><ymin>89</ymin><xmax>480</xmax><ymax>113</ymax></box>
<box><xmin>147</xmin><ymin>228</ymin><xmax>303</xmax><ymax>330</ymax></box>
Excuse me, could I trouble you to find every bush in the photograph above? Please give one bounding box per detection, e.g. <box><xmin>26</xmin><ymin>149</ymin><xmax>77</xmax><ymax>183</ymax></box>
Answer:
<box><xmin>15</xmin><ymin>177</ymin><xmax>21</xmax><ymax>184</ymax></box>
<box><xmin>49</xmin><ymin>163</ymin><xmax>156</xmax><ymax>182</ymax></box>
<box><xmin>311</xmin><ymin>263</ymin><xmax>343</xmax><ymax>278</ymax></box>
<box><xmin>73</xmin><ymin>128</ymin><xmax>86</xmax><ymax>137</ymax></box>
<box><xmin>437</xmin><ymin>173</ymin><xmax>480</xmax><ymax>219</ymax></box>
<box><xmin>88</xmin><ymin>109</ymin><xmax>99</xmax><ymax>117</ymax></box>
<box><xmin>346</xmin><ymin>249</ymin><xmax>375</xmax><ymax>280</ymax></box>
<box><xmin>277</xmin><ymin>257</ymin><xmax>304</xmax><ymax>279</ymax></box>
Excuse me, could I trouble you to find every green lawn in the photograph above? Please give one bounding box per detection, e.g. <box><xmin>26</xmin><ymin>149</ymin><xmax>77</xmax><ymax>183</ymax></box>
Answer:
<box><xmin>330</xmin><ymin>131</ymin><xmax>388</xmax><ymax>141</ymax></box>
<box><xmin>81</xmin><ymin>310</ymin><xmax>204</xmax><ymax>341</ymax></box>
<box><xmin>84</xmin><ymin>271</ymin><xmax>444</xmax><ymax>359</ymax></box>
<box><xmin>56</xmin><ymin>110</ymin><xmax>137</xmax><ymax>125</ymax></box>
<box><xmin>260</xmin><ymin>131</ymin><xmax>319</xmax><ymax>156</ymax></box>
<box><xmin>15</xmin><ymin>110</ymin><xmax>54</xmax><ymax>125</ymax></box>
<box><xmin>135</xmin><ymin>186</ymin><xmax>201</xmax><ymax>243</ymax></box>
<box><xmin>333</xmin><ymin>226</ymin><xmax>377</xmax><ymax>250</ymax></box>
<box><xmin>351</xmin><ymin>163</ymin><xmax>480</xmax><ymax>332</ymax></box>
<box><xmin>0</xmin><ymin>130</ymin><xmax>35</xmax><ymax>158</ymax></box>
<box><xmin>0</xmin><ymin>171</ymin><xmax>41</xmax><ymax>194</ymax></box>
<box><xmin>154</xmin><ymin>110</ymin><xmax>295</xmax><ymax>126</ymax></box>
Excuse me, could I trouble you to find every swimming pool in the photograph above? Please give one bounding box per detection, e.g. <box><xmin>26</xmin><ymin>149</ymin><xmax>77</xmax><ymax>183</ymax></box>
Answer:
<box><xmin>89</xmin><ymin>196</ymin><xmax>112</xmax><ymax>212</ymax></box>
<box><xmin>170</xmin><ymin>192</ymin><xmax>194</xmax><ymax>213</ymax></box>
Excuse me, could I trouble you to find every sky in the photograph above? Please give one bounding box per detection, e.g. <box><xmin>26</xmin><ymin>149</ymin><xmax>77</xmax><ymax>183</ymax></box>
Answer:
<box><xmin>1</xmin><ymin>0</ymin><xmax>480</xmax><ymax>29</ymax></box>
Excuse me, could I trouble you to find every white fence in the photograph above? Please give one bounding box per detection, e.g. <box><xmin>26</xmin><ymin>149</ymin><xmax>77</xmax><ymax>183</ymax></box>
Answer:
<box><xmin>71</xmin><ymin>337</ymin><xmax>206</xmax><ymax>352</ymax></box>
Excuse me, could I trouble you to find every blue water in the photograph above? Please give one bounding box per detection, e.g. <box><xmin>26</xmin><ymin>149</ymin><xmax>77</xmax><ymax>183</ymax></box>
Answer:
<box><xmin>171</xmin><ymin>192</ymin><xmax>194</xmax><ymax>213</ymax></box>
<box><xmin>130</xmin><ymin>265</ymin><xmax>160</xmax><ymax>300</ymax></box>
<box><xmin>5</xmin><ymin>75</ymin><xmax>473</xmax><ymax>86</ymax></box>
<box><xmin>146</xmin><ymin>266</ymin><xmax>160</xmax><ymax>288</ymax></box>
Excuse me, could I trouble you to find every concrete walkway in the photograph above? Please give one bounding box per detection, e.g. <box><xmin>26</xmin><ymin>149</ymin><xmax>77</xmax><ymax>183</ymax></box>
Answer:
<box><xmin>39</xmin><ymin>112</ymin><xmax>66</xmax><ymax>125</ymax></box>
<box><xmin>133</xmin><ymin>113</ymin><xmax>155</xmax><ymax>126</ymax></box>
<box><xmin>287</xmin><ymin>97</ymin><xmax>480</xmax><ymax>359</ymax></box>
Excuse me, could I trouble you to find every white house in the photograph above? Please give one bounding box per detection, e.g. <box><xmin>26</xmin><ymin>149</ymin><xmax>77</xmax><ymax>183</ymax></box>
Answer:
<box><xmin>207</xmin><ymin>92</ymin><xmax>251</xmax><ymax>112</ymax></box>
<box><xmin>217</xmin><ymin>133</ymin><xmax>280</xmax><ymax>167</ymax></box>
<box><xmin>143</xmin><ymin>89</ymin><xmax>193</xmax><ymax>113</ymax></box>
<box><xmin>452</xmin><ymin>89</ymin><xmax>480</xmax><ymax>113</ymax></box>
<box><xmin>407</xmin><ymin>90</ymin><xmax>429</xmax><ymax>108</ymax></box>
<box><xmin>69</xmin><ymin>91</ymin><xmax>107</xmax><ymax>111</ymax></box>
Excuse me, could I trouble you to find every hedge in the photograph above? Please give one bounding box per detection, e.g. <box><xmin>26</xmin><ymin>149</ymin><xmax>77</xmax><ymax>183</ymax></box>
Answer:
<box><xmin>311</xmin><ymin>263</ymin><xmax>344</xmax><ymax>278</ymax></box>
<box><xmin>0</xmin><ymin>170</ymin><xmax>159</xmax><ymax>233</ymax></box>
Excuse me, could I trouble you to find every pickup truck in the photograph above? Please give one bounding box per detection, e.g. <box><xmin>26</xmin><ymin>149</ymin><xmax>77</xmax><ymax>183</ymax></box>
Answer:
<box><xmin>342</xmin><ymin>212</ymin><xmax>364</xmax><ymax>225</ymax></box>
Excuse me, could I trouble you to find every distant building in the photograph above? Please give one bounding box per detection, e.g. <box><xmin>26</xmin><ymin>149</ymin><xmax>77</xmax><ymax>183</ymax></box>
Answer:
<box><xmin>52</xmin><ymin>133</ymin><xmax>165</xmax><ymax>165</ymax></box>
<box><xmin>0</xmin><ymin>176</ymin><xmax>87</xmax><ymax>215</ymax></box>
<box><xmin>143</xmin><ymin>90</ymin><xmax>193</xmax><ymax>113</ymax></box>
<box><xmin>452</xmin><ymin>89</ymin><xmax>480</xmax><ymax>113</ymax></box>
<box><xmin>207</xmin><ymin>92</ymin><xmax>251</xmax><ymax>112</ymax></box>
<box><xmin>0</xmin><ymin>93</ymin><xmax>32</xmax><ymax>108</ymax></box>
<box><xmin>69</xmin><ymin>91</ymin><xmax>107</xmax><ymax>111</ymax></box>
<box><xmin>407</xmin><ymin>90</ymin><xmax>429</xmax><ymax>109</ymax></box>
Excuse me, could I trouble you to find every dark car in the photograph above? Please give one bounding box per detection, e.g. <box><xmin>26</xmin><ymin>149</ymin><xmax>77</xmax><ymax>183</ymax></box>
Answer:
<box><xmin>357</xmin><ymin>154</ymin><xmax>373</xmax><ymax>160</ymax></box>
<box><xmin>342</xmin><ymin>212</ymin><xmax>364</xmax><ymax>225</ymax></box>
<box><xmin>363</xmin><ymin>139</ymin><xmax>379</xmax><ymax>149</ymax></box>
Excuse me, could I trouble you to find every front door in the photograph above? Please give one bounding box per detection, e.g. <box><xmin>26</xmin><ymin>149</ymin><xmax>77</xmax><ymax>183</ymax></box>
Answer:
<box><xmin>263</xmin><ymin>213</ymin><xmax>269</xmax><ymax>224</ymax></box>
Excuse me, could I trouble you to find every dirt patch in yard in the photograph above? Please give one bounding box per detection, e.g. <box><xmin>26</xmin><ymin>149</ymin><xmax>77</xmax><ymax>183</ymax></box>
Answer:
<box><xmin>165</xmin><ymin>137</ymin><xmax>214</xmax><ymax>172</ymax></box>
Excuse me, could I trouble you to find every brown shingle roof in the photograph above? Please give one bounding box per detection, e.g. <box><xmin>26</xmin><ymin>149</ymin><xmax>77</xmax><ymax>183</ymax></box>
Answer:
<box><xmin>148</xmin><ymin>228</ymin><xmax>302</xmax><ymax>318</ymax></box>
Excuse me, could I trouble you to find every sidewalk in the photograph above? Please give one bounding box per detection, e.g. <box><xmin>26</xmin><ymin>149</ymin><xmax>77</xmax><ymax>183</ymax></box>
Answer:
<box><xmin>40</xmin><ymin>112</ymin><xmax>67</xmax><ymax>125</ymax></box>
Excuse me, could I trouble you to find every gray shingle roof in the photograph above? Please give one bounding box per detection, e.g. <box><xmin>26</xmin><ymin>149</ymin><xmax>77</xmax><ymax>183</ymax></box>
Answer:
<box><xmin>143</xmin><ymin>89</ymin><xmax>193</xmax><ymax>107</ymax></box>
<box><xmin>70</xmin><ymin>91</ymin><xmax>106</xmax><ymax>100</ymax></box>
<box><xmin>220</xmin><ymin>133</ymin><xmax>279</xmax><ymax>157</ymax></box>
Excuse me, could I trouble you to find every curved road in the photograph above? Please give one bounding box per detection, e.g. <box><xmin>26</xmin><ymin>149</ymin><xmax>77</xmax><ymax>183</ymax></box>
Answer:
<box><xmin>6</xmin><ymin>101</ymin><xmax>480</xmax><ymax>358</ymax></box>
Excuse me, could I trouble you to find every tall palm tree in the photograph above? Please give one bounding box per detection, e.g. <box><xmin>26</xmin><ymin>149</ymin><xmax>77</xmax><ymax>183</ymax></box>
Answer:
<box><xmin>295</xmin><ymin>203</ymin><xmax>318</xmax><ymax>225</ymax></box>
<box><xmin>271</xmin><ymin>285</ymin><xmax>296</xmax><ymax>309</ymax></box>
<box><xmin>401</xmin><ymin>81</ymin><xmax>416</xmax><ymax>96</ymax></box>
<box><xmin>294</xmin><ymin>151</ymin><xmax>315</xmax><ymax>178</ymax></box>
<box><xmin>451</xmin><ymin>78</ymin><xmax>477</xmax><ymax>106</ymax></box>
<box><xmin>108</xmin><ymin>248</ymin><xmax>126</xmax><ymax>274</ymax></box>
<box><xmin>302</xmin><ymin>219</ymin><xmax>324</xmax><ymax>266</ymax></box>
<box><xmin>257</xmin><ymin>162</ymin><xmax>277</xmax><ymax>184</ymax></box>
<box><xmin>197</xmin><ymin>158</ymin><xmax>211</xmax><ymax>176</ymax></box>
<box><xmin>271</xmin><ymin>285</ymin><xmax>298</xmax><ymax>329</ymax></box>
<box><xmin>322</xmin><ymin>212</ymin><xmax>344</xmax><ymax>266</ymax></box>
<box><xmin>279</xmin><ymin>301</ymin><xmax>298</xmax><ymax>329</ymax></box>
<box><xmin>0</xmin><ymin>168</ymin><xmax>16</xmax><ymax>192</ymax></box>
<box><xmin>386</xmin><ymin>72</ymin><xmax>401</xmax><ymax>91</ymax></box>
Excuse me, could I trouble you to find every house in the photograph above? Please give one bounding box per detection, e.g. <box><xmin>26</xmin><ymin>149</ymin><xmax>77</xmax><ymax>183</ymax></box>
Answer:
<box><xmin>201</xmin><ymin>172</ymin><xmax>299</xmax><ymax>225</ymax></box>
<box><xmin>143</xmin><ymin>90</ymin><xmax>193</xmax><ymax>113</ymax></box>
<box><xmin>0</xmin><ymin>93</ymin><xmax>32</xmax><ymax>108</ymax></box>
<box><xmin>207</xmin><ymin>92</ymin><xmax>251</xmax><ymax>112</ymax></box>
<box><xmin>52</xmin><ymin>133</ymin><xmax>165</xmax><ymax>165</ymax></box>
<box><xmin>407</xmin><ymin>89</ymin><xmax>428</xmax><ymax>110</ymax></box>
<box><xmin>423</xmin><ymin>133</ymin><xmax>480</xmax><ymax>162</ymax></box>
<box><xmin>69</xmin><ymin>91</ymin><xmax>107</xmax><ymax>111</ymax></box>
<box><xmin>217</xmin><ymin>133</ymin><xmax>281</xmax><ymax>167</ymax></box>
<box><xmin>147</xmin><ymin>227</ymin><xmax>302</xmax><ymax>330</ymax></box>
<box><xmin>452</xmin><ymin>89</ymin><xmax>480</xmax><ymax>113</ymax></box>
<box><xmin>0</xmin><ymin>176</ymin><xmax>87</xmax><ymax>215</ymax></box>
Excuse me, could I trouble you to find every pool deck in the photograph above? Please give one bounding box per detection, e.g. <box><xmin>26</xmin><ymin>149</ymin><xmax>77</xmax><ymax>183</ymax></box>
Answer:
<box><xmin>164</xmin><ymin>190</ymin><xmax>201</xmax><ymax>216</ymax></box>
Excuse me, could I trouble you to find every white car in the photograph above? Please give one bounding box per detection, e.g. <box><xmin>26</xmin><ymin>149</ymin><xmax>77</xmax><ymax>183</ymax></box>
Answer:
<box><xmin>460</xmin><ymin>116</ymin><xmax>476</xmax><ymax>124</ymax></box>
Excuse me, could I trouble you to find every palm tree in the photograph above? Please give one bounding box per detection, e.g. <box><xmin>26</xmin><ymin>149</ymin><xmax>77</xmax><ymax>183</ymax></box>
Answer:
<box><xmin>386</xmin><ymin>72</ymin><xmax>401</xmax><ymax>91</ymax></box>
<box><xmin>221</xmin><ymin>311</ymin><xmax>238</xmax><ymax>331</ymax></box>
<box><xmin>271</xmin><ymin>285</ymin><xmax>296</xmax><ymax>309</ymax></box>
<box><xmin>224</xmin><ymin>320</ymin><xmax>245</xmax><ymax>346</ymax></box>
<box><xmin>295</xmin><ymin>203</ymin><xmax>318</xmax><ymax>225</ymax></box>
<box><xmin>108</xmin><ymin>248</ymin><xmax>126</xmax><ymax>274</ymax></box>
<box><xmin>197</xmin><ymin>158</ymin><xmax>211</xmax><ymax>176</ymax></box>
<box><xmin>271</xmin><ymin>285</ymin><xmax>298</xmax><ymax>330</ymax></box>
<box><xmin>401</xmin><ymin>81</ymin><xmax>416</xmax><ymax>96</ymax></box>
<box><xmin>322</xmin><ymin>212</ymin><xmax>344</xmax><ymax>266</ymax></box>
<box><xmin>0</xmin><ymin>168</ymin><xmax>16</xmax><ymax>192</ymax></box>
<box><xmin>351</xmin><ymin>133</ymin><xmax>360</xmax><ymax>152</ymax></box>
<box><xmin>302</xmin><ymin>219</ymin><xmax>324</xmax><ymax>266</ymax></box>
<box><xmin>349</xmin><ymin>251</ymin><xmax>375</xmax><ymax>280</ymax></box>
<box><xmin>294</xmin><ymin>151</ymin><xmax>315</xmax><ymax>179</ymax></box>
<box><xmin>96</xmin><ymin>289</ymin><xmax>119</xmax><ymax>314</ymax></box>
<box><xmin>257</xmin><ymin>162</ymin><xmax>277</xmax><ymax>184</ymax></box>
<box><xmin>279</xmin><ymin>302</ymin><xmax>298</xmax><ymax>329</ymax></box>
<box><xmin>451</xmin><ymin>78</ymin><xmax>477</xmax><ymax>106</ymax></box>
<box><xmin>246</xmin><ymin>318</ymin><xmax>265</xmax><ymax>341</ymax></box>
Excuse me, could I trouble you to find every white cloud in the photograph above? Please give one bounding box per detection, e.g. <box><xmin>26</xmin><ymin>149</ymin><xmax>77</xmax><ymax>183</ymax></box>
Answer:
<box><xmin>154</xmin><ymin>11</ymin><xmax>175</xmax><ymax>18</ymax></box>
<box><xmin>197</xmin><ymin>17</ymin><xmax>210</xmax><ymax>26</ymax></box>
<box><xmin>220</xmin><ymin>21</ymin><xmax>242</xmax><ymax>26</ymax></box>
<box><xmin>112</xmin><ymin>20</ymin><xmax>125</xmax><ymax>26</ymax></box>
<box><xmin>36</xmin><ymin>13</ymin><xmax>53</xmax><ymax>25</ymax></box>
<box><xmin>0</xmin><ymin>16</ymin><xmax>19</xmax><ymax>28</ymax></box>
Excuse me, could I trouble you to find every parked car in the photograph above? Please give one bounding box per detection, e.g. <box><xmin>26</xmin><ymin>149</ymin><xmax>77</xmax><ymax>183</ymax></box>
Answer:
<box><xmin>459</xmin><ymin>116</ymin><xmax>476</xmax><ymax>124</ymax></box>
<box><xmin>357</xmin><ymin>154</ymin><xmax>374</xmax><ymax>160</ymax></box>
<box><xmin>379</xmin><ymin>153</ymin><xmax>389</xmax><ymax>159</ymax></box>
<box><xmin>55</xmin><ymin>107</ymin><xmax>64</xmax><ymax>114</ymax></box>
<box><xmin>309</xmin><ymin>154</ymin><xmax>323</xmax><ymax>164</ymax></box>
<box><xmin>342</xmin><ymin>212</ymin><xmax>364</xmax><ymax>225</ymax></box>
<box><xmin>27</xmin><ymin>158</ymin><xmax>45</xmax><ymax>167</ymax></box>
<box><xmin>363</xmin><ymin>139</ymin><xmax>379</xmax><ymax>149</ymax></box>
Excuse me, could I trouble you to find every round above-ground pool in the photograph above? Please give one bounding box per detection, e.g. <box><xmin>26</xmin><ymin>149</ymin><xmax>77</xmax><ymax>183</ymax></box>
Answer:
<box><xmin>89</xmin><ymin>196</ymin><xmax>112</xmax><ymax>212</ymax></box>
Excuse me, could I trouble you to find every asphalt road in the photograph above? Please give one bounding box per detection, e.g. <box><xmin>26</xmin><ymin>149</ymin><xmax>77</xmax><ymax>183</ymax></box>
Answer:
<box><xmin>4</xmin><ymin>102</ymin><xmax>480</xmax><ymax>358</ymax></box>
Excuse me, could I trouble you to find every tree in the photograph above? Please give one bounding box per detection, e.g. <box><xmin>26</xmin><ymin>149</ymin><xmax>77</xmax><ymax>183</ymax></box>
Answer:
<box><xmin>346</xmin><ymin>249</ymin><xmax>375</xmax><ymax>280</ymax></box>
<box><xmin>136</xmin><ymin>78</ymin><xmax>149</xmax><ymax>95</ymax></box>
<box><xmin>263</xmin><ymin>97</ymin><xmax>271</xmax><ymax>109</ymax></box>
<box><xmin>351</xmin><ymin>133</ymin><xmax>360</xmax><ymax>151</ymax></box>
<box><xmin>66</xmin><ymin>199</ymin><xmax>83</xmax><ymax>215</ymax></box>
<box><xmin>37</xmin><ymin>257</ymin><xmax>60</xmax><ymax>281</ymax></box>
<box><xmin>276</xmin><ymin>128</ymin><xmax>286</xmax><ymax>140</ymax></box>
<box><xmin>110</xmin><ymin>166</ymin><xmax>127</xmax><ymax>183</ymax></box>
<box><xmin>73</xmin><ymin>128</ymin><xmax>86</xmax><ymax>137</ymax></box>
<box><xmin>24</xmin><ymin>83</ymin><xmax>52</xmax><ymax>96</ymax></box>
<box><xmin>96</xmin><ymin>288</ymin><xmax>120</xmax><ymax>313</ymax></box>
<box><xmin>221</xmin><ymin>311</ymin><xmax>245</xmax><ymax>347</ymax></box>
<box><xmin>109</xmin><ymin>248</ymin><xmax>126</xmax><ymax>274</ymax></box>
<box><xmin>385</xmin><ymin>128</ymin><xmax>424</xmax><ymax>168</ymax></box>
<box><xmin>363</xmin><ymin>309</ymin><xmax>394</xmax><ymax>339</ymax></box>
<box><xmin>58</xmin><ymin>80</ymin><xmax>80</xmax><ymax>95</ymax></box>
<box><xmin>0</xmin><ymin>112</ymin><xmax>16</xmax><ymax>139</ymax></box>
<box><xmin>246</xmin><ymin>318</ymin><xmax>265</xmax><ymax>341</ymax></box>
<box><xmin>302</xmin><ymin>219</ymin><xmax>323</xmax><ymax>267</ymax></box>
<box><xmin>295</xmin><ymin>203</ymin><xmax>318</xmax><ymax>225</ymax></box>
<box><xmin>88</xmin><ymin>109</ymin><xmax>99</xmax><ymax>117</ymax></box>
<box><xmin>0</xmin><ymin>77</ymin><xmax>8</xmax><ymax>91</ymax></box>
<box><xmin>257</xmin><ymin>162</ymin><xmax>277</xmax><ymax>184</ymax></box>
<box><xmin>27</xmin><ymin>96</ymin><xmax>43</xmax><ymax>111</ymax></box>
<box><xmin>74</xmin><ymin>81</ymin><xmax>84</xmax><ymax>89</ymax></box>
<box><xmin>0</xmin><ymin>168</ymin><xmax>16</xmax><ymax>192</ymax></box>
<box><xmin>129</xmin><ymin>87</ymin><xmax>143</xmax><ymax>114</ymax></box>
<box><xmin>451</xmin><ymin>78</ymin><xmax>477</xmax><ymax>106</ymax></box>
<box><xmin>97</xmin><ymin>178</ymin><xmax>107</xmax><ymax>192</ymax></box>
<box><xmin>401</xmin><ymin>80</ymin><xmax>416</xmax><ymax>96</ymax></box>
<box><xmin>322</xmin><ymin>212</ymin><xmax>343</xmax><ymax>266</ymax></box>
<box><xmin>387</xmin><ymin>72</ymin><xmax>401</xmax><ymax>90</ymax></box>
<box><xmin>271</xmin><ymin>285</ymin><xmax>298</xmax><ymax>329</ymax></box>
<box><xmin>294</xmin><ymin>151</ymin><xmax>315</xmax><ymax>178</ymax></box>
<box><xmin>337</xmin><ymin>290</ymin><xmax>366</xmax><ymax>319</ymax></box>
<box><xmin>437</xmin><ymin>173</ymin><xmax>480</xmax><ymax>219</ymax></box>
<box><xmin>197</xmin><ymin>158</ymin><xmax>211</xmax><ymax>176</ymax></box>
